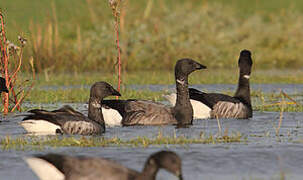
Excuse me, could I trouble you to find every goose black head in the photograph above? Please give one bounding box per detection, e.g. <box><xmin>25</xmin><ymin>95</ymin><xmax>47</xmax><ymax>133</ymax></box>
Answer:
<box><xmin>238</xmin><ymin>50</ymin><xmax>253</xmax><ymax>78</ymax></box>
<box><xmin>146</xmin><ymin>151</ymin><xmax>183</xmax><ymax>180</ymax></box>
<box><xmin>90</xmin><ymin>81</ymin><xmax>121</xmax><ymax>100</ymax></box>
<box><xmin>0</xmin><ymin>77</ymin><xmax>8</xmax><ymax>93</ymax></box>
<box><xmin>175</xmin><ymin>58</ymin><xmax>206</xmax><ymax>79</ymax></box>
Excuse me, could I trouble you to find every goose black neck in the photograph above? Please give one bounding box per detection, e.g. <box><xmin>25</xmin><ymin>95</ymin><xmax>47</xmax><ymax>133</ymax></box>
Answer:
<box><xmin>139</xmin><ymin>160</ymin><xmax>159</xmax><ymax>180</ymax></box>
<box><xmin>234</xmin><ymin>73</ymin><xmax>251</xmax><ymax>106</ymax></box>
<box><xmin>173</xmin><ymin>74</ymin><xmax>193</xmax><ymax>125</ymax></box>
<box><xmin>88</xmin><ymin>97</ymin><xmax>105</xmax><ymax>126</ymax></box>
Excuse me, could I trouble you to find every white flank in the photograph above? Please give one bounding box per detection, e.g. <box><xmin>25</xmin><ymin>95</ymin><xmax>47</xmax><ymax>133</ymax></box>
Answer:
<box><xmin>20</xmin><ymin>120</ymin><xmax>60</xmax><ymax>135</ymax></box>
<box><xmin>102</xmin><ymin>107</ymin><xmax>122</xmax><ymax>126</ymax></box>
<box><xmin>191</xmin><ymin>99</ymin><xmax>211</xmax><ymax>119</ymax></box>
<box><xmin>163</xmin><ymin>93</ymin><xmax>211</xmax><ymax>119</ymax></box>
<box><xmin>24</xmin><ymin>157</ymin><xmax>65</xmax><ymax>180</ymax></box>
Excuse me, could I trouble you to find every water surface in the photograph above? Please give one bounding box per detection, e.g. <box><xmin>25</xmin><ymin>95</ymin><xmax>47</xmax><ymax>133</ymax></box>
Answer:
<box><xmin>1</xmin><ymin>83</ymin><xmax>303</xmax><ymax>179</ymax></box>
<box><xmin>1</xmin><ymin>110</ymin><xmax>303</xmax><ymax>180</ymax></box>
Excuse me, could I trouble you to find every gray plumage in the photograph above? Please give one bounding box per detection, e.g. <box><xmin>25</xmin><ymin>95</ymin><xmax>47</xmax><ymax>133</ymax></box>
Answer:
<box><xmin>61</xmin><ymin>117</ymin><xmax>103</xmax><ymax>135</ymax></box>
<box><xmin>26</xmin><ymin>151</ymin><xmax>183</xmax><ymax>180</ymax></box>
<box><xmin>122</xmin><ymin>100</ymin><xmax>176</xmax><ymax>126</ymax></box>
<box><xmin>21</xmin><ymin>82</ymin><xmax>121</xmax><ymax>135</ymax></box>
<box><xmin>102</xmin><ymin>58</ymin><xmax>207</xmax><ymax>126</ymax></box>
<box><xmin>211</xmin><ymin>101</ymin><xmax>250</xmax><ymax>119</ymax></box>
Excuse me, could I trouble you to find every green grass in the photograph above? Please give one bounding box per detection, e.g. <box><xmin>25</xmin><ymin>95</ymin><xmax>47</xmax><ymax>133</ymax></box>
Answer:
<box><xmin>27</xmin><ymin>88</ymin><xmax>163</xmax><ymax>104</ymax></box>
<box><xmin>255</xmin><ymin>104</ymin><xmax>303</xmax><ymax>112</ymax></box>
<box><xmin>19</xmin><ymin>69</ymin><xmax>303</xmax><ymax>86</ymax></box>
<box><xmin>3</xmin><ymin>0</ymin><xmax>303</xmax><ymax>72</ymax></box>
<box><xmin>6</xmin><ymin>70</ymin><xmax>300</xmax><ymax>112</ymax></box>
<box><xmin>0</xmin><ymin>131</ymin><xmax>244</xmax><ymax>150</ymax></box>
<box><xmin>22</xmin><ymin>88</ymin><xmax>303</xmax><ymax>112</ymax></box>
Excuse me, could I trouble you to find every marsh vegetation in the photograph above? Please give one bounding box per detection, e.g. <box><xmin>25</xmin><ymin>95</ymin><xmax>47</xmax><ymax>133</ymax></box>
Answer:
<box><xmin>1</xmin><ymin>1</ymin><xmax>303</xmax><ymax>179</ymax></box>
<box><xmin>2</xmin><ymin>0</ymin><xmax>303</xmax><ymax>72</ymax></box>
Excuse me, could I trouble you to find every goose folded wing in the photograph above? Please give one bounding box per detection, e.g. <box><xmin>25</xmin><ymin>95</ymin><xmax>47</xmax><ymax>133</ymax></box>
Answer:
<box><xmin>23</xmin><ymin>106</ymin><xmax>87</xmax><ymax>126</ymax></box>
<box><xmin>34</xmin><ymin>154</ymin><xmax>138</xmax><ymax>180</ymax></box>
<box><xmin>122</xmin><ymin>100</ymin><xmax>176</xmax><ymax>126</ymax></box>
<box><xmin>30</xmin><ymin>110</ymin><xmax>102</xmax><ymax>135</ymax></box>
<box><xmin>189</xmin><ymin>88</ymin><xmax>241</xmax><ymax>108</ymax></box>
<box><xmin>52</xmin><ymin>105</ymin><xmax>85</xmax><ymax>117</ymax></box>
<box><xmin>65</xmin><ymin>157</ymin><xmax>138</xmax><ymax>179</ymax></box>
<box><xmin>211</xmin><ymin>101</ymin><xmax>248</xmax><ymax>119</ymax></box>
<box><xmin>23</xmin><ymin>109</ymin><xmax>62</xmax><ymax>126</ymax></box>
<box><xmin>101</xmin><ymin>99</ymin><xmax>131</xmax><ymax>118</ymax></box>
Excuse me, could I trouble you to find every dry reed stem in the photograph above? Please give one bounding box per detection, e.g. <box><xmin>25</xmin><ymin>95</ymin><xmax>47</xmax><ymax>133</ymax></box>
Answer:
<box><xmin>143</xmin><ymin>0</ymin><xmax>154</xmax><ymax>19</ymax></box>
<box><xmin>51</xmin><ymin>2</ymin><xmax>59</xmax><ymax>51</ymax></box>
<box><xmin>262</xmin><ymin>102</ymin><xmax>295</xmax><ymax>107</ymax></box>
<box><xmin>15</xmin><ymin>57</ymin><xmax>35</xmax><ymax>109</ymax></box>
<box><xmin>216</xmin><ymin>115</ymin><xmax>222</xmax><ymax>136</ymax></box>
<box><xmin>281</xmin><ymin>90</ymin><xmax>301</xmax><ymax>106</ymax></box>
<box><xmin>86</xmin><ymin>0</ymin><xmax>97</xmax><ymax>24</ymax></box>
<box><xmin>275</xmin><ymin>90</ymin><xmax>285</xmax><ymax>136</ymax></box>
<box><xmin>8</xmin><ymin>48</ymin><xmax>23</xmax><ymax>86</ymax></box>
<box><xmin>261</xmin><ymin>90</ymin><xmax>300</xmax><ymax>109</ymax></box>
<box><xmin>119</xmin><ymin>0</ymin><xmax>127</xmax><ymax>33</ymax></box>
<box><xmin>223</xmin><ymin>126</ymin><xmax>229</xmax><ymax>137</ymax></box>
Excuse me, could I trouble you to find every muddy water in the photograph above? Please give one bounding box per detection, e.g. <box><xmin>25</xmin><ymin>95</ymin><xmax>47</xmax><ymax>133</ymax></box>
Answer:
<box><xmin>1</xmin><ymin>84</ymin><xmax>303</xmax><ymax>180</ymax></box>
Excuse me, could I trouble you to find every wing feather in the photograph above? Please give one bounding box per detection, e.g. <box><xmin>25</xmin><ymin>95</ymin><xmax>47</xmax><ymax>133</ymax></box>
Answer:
<box><xmin>22</xmin><ymin>106</ymin><xmax>104</xmax><ymax>135</ymax></box>
<box><xmin>211</xmin><ymin>101</ymin><xmax>250</xmax><ymax>119</ymax></box>
<box><xmin>122</xmin><ymin>100</ymin><xmax>176</xmax><ymax>126</ymax></box>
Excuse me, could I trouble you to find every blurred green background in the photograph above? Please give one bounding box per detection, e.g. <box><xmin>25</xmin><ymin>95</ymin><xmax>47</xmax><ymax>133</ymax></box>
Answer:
<box><xmin>2</xmin><ymin>0</ymin><xmax>303</xmax><ymax>73</ymax></box>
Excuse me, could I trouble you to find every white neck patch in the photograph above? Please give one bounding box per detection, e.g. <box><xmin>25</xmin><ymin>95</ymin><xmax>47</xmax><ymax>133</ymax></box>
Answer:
<box><xmin>176</xmin><ymin>79</ymin><xmax>185</xmax><ymax>85</ymax></box>
<box><xmin>243</xmin><ymin>75</ymin><xmax>250</xmax><ymax>79</ymax></box>
<box><xmin>91</xmin><ymin>101</ymin><xmax>101</xmax><ymax>108</ymax></box>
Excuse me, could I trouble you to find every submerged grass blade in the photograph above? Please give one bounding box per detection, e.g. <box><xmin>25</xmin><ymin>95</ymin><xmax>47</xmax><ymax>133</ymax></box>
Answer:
<box><xmin>0</xmin><ymin>132</ymin><xmax>245</xmax><ymax>150</ymax></box>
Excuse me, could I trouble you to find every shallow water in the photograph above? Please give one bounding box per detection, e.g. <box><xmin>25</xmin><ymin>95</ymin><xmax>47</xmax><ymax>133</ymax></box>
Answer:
<box><xmin>1</xmin><ymin>83</ymin><xmax>303</xmax><ymax>179</ymax></box>
<box><xmin>131</xmin><ymin>84</ymin><xmax>303</xmax><ymax>94</ymax></box>
<box><xmin>39</xmin><ymin>83</ymin><xmax>303</xmax><ymax>94</ymax></box>
<box><xmin>1</xmin><ymin>109</ymin><xmax>303</xmax><ymax>180</ymax></box>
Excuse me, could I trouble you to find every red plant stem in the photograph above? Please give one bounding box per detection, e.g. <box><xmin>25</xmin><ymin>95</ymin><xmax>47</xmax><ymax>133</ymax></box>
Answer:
<box><xmin>115</xmin><ymin>14</ymin><xmax>121</xmax><ymax>99</ymax></box>
<box><xmin>8</xmin><ymin>49</ymin><xmax>23</xmax><ymax>111</ymax></box>
<box><xmin>0</xmin><ymin>13</ymin><xmax>9</xmax><ymax>114</ymax></box>
<box><xmin>8</xmin><ymin>48</ymin><xmax>22</xmax><ymax>86</ymax></box>
<box><xmin>16</xmin><ymin>80</ymin><xmax>35</xmax><ymax>111</ymax></box>
<box><xmin>11</xmin><ymin>91</ymin><xmax>24</xmax><ymax>112</ymax></box>
<box><xmin>10</xmin><ymin>87</ymin><xmax>21</xmax><ymax>111</ymax></box>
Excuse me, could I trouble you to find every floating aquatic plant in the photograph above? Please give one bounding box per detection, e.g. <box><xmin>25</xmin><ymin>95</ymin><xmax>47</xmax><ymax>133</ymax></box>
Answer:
<box><xmin>0</xmin><ymin>131</ymin><xmax>245</xmax><ymax>151</ymax></box>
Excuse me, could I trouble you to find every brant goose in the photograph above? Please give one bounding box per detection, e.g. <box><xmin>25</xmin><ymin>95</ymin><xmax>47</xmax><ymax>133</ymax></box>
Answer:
<box><xmin>163</xmin><ymin>93</ymin><xmax>211</xmax><ymax>119</ymax></box>
<box><xmin>0</xmin><ymin>77</ymin><xmax>8</xmax><ymax>93</ymax></box>
<box><xmin>165</xmin><ymin>50</ymin><xmax>253</xmax><ymax>119</ymax></box>
<box><xmin>25</xmin><ymin>151</ymin><xmax>183</xmax><ymax>180</ymax></box>
<box><xmin>20</xmin><ymin>82</ymin><xmax>121</xmax><ymax>135</ymax></box>
<box><xmin>102</xmin><ymin>58</ymin><xmax>206</xmax><ymax>126</ymax></box>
